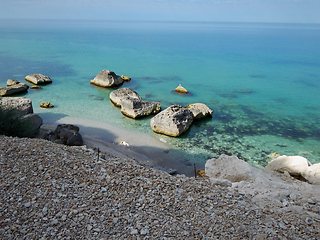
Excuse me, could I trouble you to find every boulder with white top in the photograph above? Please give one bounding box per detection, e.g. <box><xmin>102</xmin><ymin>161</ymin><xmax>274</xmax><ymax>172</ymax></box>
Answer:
<box><xmin>25</xmin><ymin>74</ymin><xmax>52</xmax><ymax>85</ymax></box>
<box><xmin>90</xmin><ymin>70</ymin><xmax>123</xmax><ymax>88</ymax></box>
<box><xmin>109</xmin><ymin>88</ymin><xmax>142</xmax><ymax>107</ymax></box>
<box><xmin>187</xmin><ymin>103</ymin><xmax>213</xmax><ymax>120</ymax></box>
<box><xmin>120</xmin><ymin>97</ymin><xmax>161</xmax><ymax>119</ymax></box>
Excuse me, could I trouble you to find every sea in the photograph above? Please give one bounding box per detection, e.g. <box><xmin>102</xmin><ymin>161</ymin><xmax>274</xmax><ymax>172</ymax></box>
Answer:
<box><xmin>1</xmin><ymin>19</ymin><xmax>320</xmax><ymax>169</ymax></box>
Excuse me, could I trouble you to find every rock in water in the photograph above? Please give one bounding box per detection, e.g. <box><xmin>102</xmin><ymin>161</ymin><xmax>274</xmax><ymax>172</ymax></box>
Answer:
<box><xmin>0</xmin><ymin>79</ymin><xmax>29</xmax><ymax>96</ymax></box>
<box><xmin>266</xmin><ymin>155</ymin><xmax>311</xmax><ymax>177</ymax></box>
<box><xmin>109</xmin><ymin>88</ymin><xmax>142</xmax><ymax>107</ymax></box>
<box><xmin>120</xmin><ymin>97</ymin><xmax>161</xmax><ymax>119</ymax></box>
<box><xmin>40</xmin><ymin>101</ymin><xmax>54</xmax><ymax>108</ymax></box>
<box><xmin>150</xmin><ymin>105</ymin><xmax>193</xmax><ymax>137</ymax></box>
<box><xmin>121</xmin><ymin>75</ymin><xmax>131</xmax><ymax>81</ymax></box>
<box><xmin>25</xmin><ymin>74</ymin><xmax>52</xmax><ymax>85</ymax></box>
<box><xmin>174</xmin><ymin>84</ymin><xmax>188</xmax><ymax>94</ymax></box>
<box><xmin>187</xmin><ymin>103</ymin><xmax>213</xmax><ymax>120</ymax></box>
<box><xmin>90</xmin><ymin>70</ymin><xmax>124</xmax><ymax>88</ymax></box>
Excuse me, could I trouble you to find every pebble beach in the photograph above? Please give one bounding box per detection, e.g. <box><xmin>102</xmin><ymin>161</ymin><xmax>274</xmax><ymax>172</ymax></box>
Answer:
<box><xmin>1</xmin><ymin>135</ymin><xmax>320</xmax><ymax>239</ymax></box>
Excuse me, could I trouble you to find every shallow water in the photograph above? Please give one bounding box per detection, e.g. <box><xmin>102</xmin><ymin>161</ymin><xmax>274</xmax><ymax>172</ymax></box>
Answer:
<box><xmin>1</xmin><ymin>20</ymin><xmax>320</xmax><ymax>169</ymax></box>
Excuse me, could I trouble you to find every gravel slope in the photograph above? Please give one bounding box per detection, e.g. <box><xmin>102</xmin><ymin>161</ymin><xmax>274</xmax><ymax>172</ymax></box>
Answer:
<box><xmin>1</xmin><ymin>135</ymin><xmax>319</xmax><ymax>239</ymax></box>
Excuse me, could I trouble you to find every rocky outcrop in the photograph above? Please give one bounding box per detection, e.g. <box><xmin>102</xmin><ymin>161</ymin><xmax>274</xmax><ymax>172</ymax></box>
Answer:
<box><xmin>174</xmin><ymin>84</ymin><xmax>188</xmax><ymax>94</ymax></box>
<box><xmin>205</xmin><ymin>154</ymin><xmax>257</xmax><ymax>182</ymax></box>
<box><xmin>40</xmin><ymin>101</ymin><xmax>54</xmax><ymax>108</ymax></box>
<box><xmin>0</xmin><ymin>79</ymin><xmax>29</xmax><ymax>96</ymax></box>
<box><xmin>41</xmin><ymin>124</ymin><xmax>83</xmax><ymax>146</ymax></box>
<box><xmin>302</xmin><ymin>163</ymin><xmax>320</xmax><ymax>185</ymax></box>
<box><xmin>120</xmin><ymin>97</ymin><xmax>161</xmax><ymax>119</ymax></box>
<box><xmin>90</xmin><ymin>70</ymin><xmax>124</xmax><ymax>88</ymax></box>
<box><xmin>0</xmin><ymin>97</ymin><xmax>42</xmax><ymax>137</ymax></box>
<box><xmin>266</xmin><ymin>155</ymin><xmax>311</xmax><ymax>177</ymax></box>
<box><xmin>110</xmin><ymin>88</ymin><xmax>142</xmax><ymax>107</ymax></box>
<box><xmin>25</xmin><ymin>74</ymin><xmax>52</xmax><ymax>85</ymax></box>
<box><xmin>187</xmin><ymin>103</ymin><xmax>213</xmax><ymax>120</ymax></box>
<box><xmin>150</xmin><ymin>105</ymin><xmax>193</xmax><ymax>137</ymax></box>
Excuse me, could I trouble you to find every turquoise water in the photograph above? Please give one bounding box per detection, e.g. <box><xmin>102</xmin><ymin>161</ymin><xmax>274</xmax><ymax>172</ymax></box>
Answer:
<box><xmin>1</xmin><ymin>19</ymin><xmax>320</xmax><ymax>169</ymax></box>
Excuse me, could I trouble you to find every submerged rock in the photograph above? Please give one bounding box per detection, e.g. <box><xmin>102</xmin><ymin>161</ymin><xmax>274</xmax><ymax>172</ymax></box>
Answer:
<box><xmin>0</xmin><ymin>79</ymin><xmax>29</xmax><ymax>96</ymax></box>
<box><xmin>25</xmin><ymin>74</ymin><xmax>52</xmax><ymax>85</ymax></box>
<box><xmin>187</xmin><ymin>103</ymin><xmax>213</xmax><ymax>120</ymax></box>
<box><xmin>110</xmin><ymin>88</ymin><xmax>142</xmax><ymax>107</ymax></box>
<box><xmin>150</xmin><ymin>105</ymin><xmax>193</xmax><ymax>137</ymax></box>
<box><xmin>90</xmin><ymin>70</ymin><xmax>123</xmax><ymax>88</ymax></box>
<box><xmin>120</xmin><ymin>97</ymin><xmax>161</xmax><ymax>119</ymax></box>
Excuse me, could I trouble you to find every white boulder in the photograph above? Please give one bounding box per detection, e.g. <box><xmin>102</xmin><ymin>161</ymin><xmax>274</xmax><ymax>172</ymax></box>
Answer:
<box><xmin>266</xmin><ymin>155</ymin><xmax>311</xmax><ymax>176</ymax></box>
<box><xmin>302</xmin><ymin>163</ymin><xmax>320</xmax><ymax>185</ymax></box>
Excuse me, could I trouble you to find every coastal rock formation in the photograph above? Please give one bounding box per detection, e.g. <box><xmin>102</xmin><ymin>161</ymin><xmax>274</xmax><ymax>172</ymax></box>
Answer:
<box><xmin>174</xmin><ymin>84</ymin><xmax>188</xmax><ymax>94</ymax></box>
<box><xmin>90</xmin><ymin>70</ymin><xmax>123</xmax><ymax>88</ymax></box>
<box><xmin>150</xmin><ymin>105</ymin><xmax>193</xmax><ymax>137</ymax></box>
<box><xmin>40</xmin><ymin>101</ymin><xmax>54</xmax><ymax>108</ymax></box>
<box><xmin>0</xmin><ymin>97</ymin><xmax>42</xmax><ymax>137</ymax></box>
<box><xmin>25</xmin><ymin>74</ymin><xmax>52</xmax><ymax>85</ymax></box>
<box><xmin>187</xmin><ymin>103</ymin><xmax>213</xmax><ymax>120</ymax></box>
<box><xmin>205</xmin><ymin>154</ymin><xmax>256</xmax><ymax>182</ymax></box>
<box><xmin>302</xmin><ymin>163</ymin><xmax>320</xmax><ymax>185</ymax></box>
<box><xmin>266</xmin><ymin>155</ymin><xmax>311</xmax><ymax>177</ymax></box>
<box><xmin>41</xmin><ymin>124</ymin><xmax>83</xmax><ymax>146</ymax></box>
<box><xmin>0</xmin><ymin>97</ymin><xmax>33</xmax><ymax>115</ymax></box>
<box><xmin>120</xmin><ymin>97</ymin><xmax>161</xmax><ymax>119</ymax></box>
<box><xmin>0</xmin><ymin>79</ymin><xmax>29</xmax><ymax>96</ymax></box>
<box><xmin>109</xmin><ymin>88</ymin><xmax>142</xmax><ymax>107</ymax></box>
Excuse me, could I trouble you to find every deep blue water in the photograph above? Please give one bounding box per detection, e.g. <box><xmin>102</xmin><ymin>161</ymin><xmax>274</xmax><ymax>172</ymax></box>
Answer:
<box><xmin>1</xmin><ymin>19</ymin><xmax>320</xmax><ymax>168</ymax></box>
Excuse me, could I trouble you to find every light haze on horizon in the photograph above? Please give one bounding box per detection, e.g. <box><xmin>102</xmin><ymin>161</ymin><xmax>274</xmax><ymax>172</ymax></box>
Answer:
<box><xmin>0</xmin><ymin>0</ymin><xmax>319</xmax><ymax>24</ymax></box>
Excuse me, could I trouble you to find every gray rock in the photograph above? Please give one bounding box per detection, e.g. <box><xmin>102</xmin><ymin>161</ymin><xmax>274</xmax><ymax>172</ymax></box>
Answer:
<box><xmin>109</xmin><ymin>87</ymin><xmax>142</xmax><ymax>107</ymax></box>
<box><xmin>0</xmin><ymin>79</ymin><xmax>29</xmax><ymax>96</ymax></box>
<box><xmin>187</xmin><ymin>103</ymin><xmax>213</xmax><ymax>120</ymax></box>
<box><xmin>18</xmin><ymin>114</ymin><xmax>43</xmax><ymax>137</ymax></box>
<box><xmin>120</xmin><ymin>97</ymin><xmax>161</xmax><ymax>119</ymax></box>
<box><xmin>52</xmin><ymin>124</ymin><xmax>83</xmax><ymax>146</ymax></box>
<box><xmin>0</xmin><ymin>97</ymin><xmax>33</xmax><ymax>116</ymax></box>
<box><xmin>90</xmin><ymin>70</ymin><xmax>123</xmax><ymax>88</ymax></box>
<box><xmin>150</xmin><ymin>105</ymin><xmax>193</xmax><ymax>137</ymax></box>
<box><xmin>25</xmin><ymin>74</ymin><xmax>52</xmax><ymax>85</ymax></box>
<box><xmin>0</xmin><ymin>97</ymin><xmax>43</xmax><ymax>137</ymax></box>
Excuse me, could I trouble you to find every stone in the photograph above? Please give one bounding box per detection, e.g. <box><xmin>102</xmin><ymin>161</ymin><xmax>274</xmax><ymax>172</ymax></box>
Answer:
<box><xmin>0</xmin><ymin>97</ymin><xmax>42</xmax><ymax>137</ymax></box>
<box><xmin>209</xmin><ymin>178</ymin><xmax>232</xmax><ymax>187</ymax></box>
<box><xmin>187</xmin><ymin>103</ymin><xmax>213</xmax><ymax>120</ymax></box>
<box><xmin>266</xmin><ymin>155</ymin><xmax>311</xmax><ymax>177</ymax></box>
<box><xmin>109</xmin><ymin>88</ymin><xmax>142</xmax><ymax>107</ymax></box>
<box><xmin>0</xmin><ymin>79</ymin><xmax>29</xmax><ymax>96</ymax></box>
<box><xmin>40</xmin><ymin>101</ymin><xmax>54</xmax><ymax>108</ymax></box>
<box><xmin>205</xmin><ymin>154</ymin><xmax>256</xmax><ymax>182</ymax></box>
<box><xmin>90</xmin><ymin>70</ymin><xmax>123</xmax><ymax>88</ymax></box>
<box><xmin>120</xmin><ymin>97</ymin><xmax>161</xmax><ymax>119</ymax></box>
<box><xmin>174</xmin><ymin>84</ymin><xmax>188</xmax><ymax>94</ymax></box>
<box><xmin>121</xmin><ymin>75</ymin><xmax>131</xmax><ymax>81</ymax></box>
<box><xmin>301</xmin><ymin>163</ymin><xmax>320</xmax><ymax>185</ymax></box>
<box><xmin>0</xmin><ymin>97</ymin><xmax>33</xmax><ymax>116</ymax></box>
<box><xmin>52</xmin><ymin>124</ymin><xmax>83</xmax><ymax>146</ymax></box>
<box><xmin>150</xmin><ymin>105</ymin><xmax>193</xmax><ymax>137</ymax></box>
<box><xmin>18</xmin><ymin>114</ymin><xmax>43</xmax><ymax>137</ymax></box>
<box><xmin>25</xmin><ymin>74</ymin><xmax>52</xmax><ymax>85</ymax></box>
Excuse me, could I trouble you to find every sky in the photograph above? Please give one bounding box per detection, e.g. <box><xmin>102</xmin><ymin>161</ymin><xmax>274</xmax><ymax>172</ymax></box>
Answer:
<box><xmin>0</xmin><ymin>0</ymin><xmax>319</xmax><ymax>24</ymax></box>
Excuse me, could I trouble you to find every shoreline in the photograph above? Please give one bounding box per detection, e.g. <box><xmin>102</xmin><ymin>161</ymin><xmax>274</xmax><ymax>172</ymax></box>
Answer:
<box><xmin>40</xmin><ymin>116</ymin><xmax>195</xmax><ymax>176</ymax></box>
